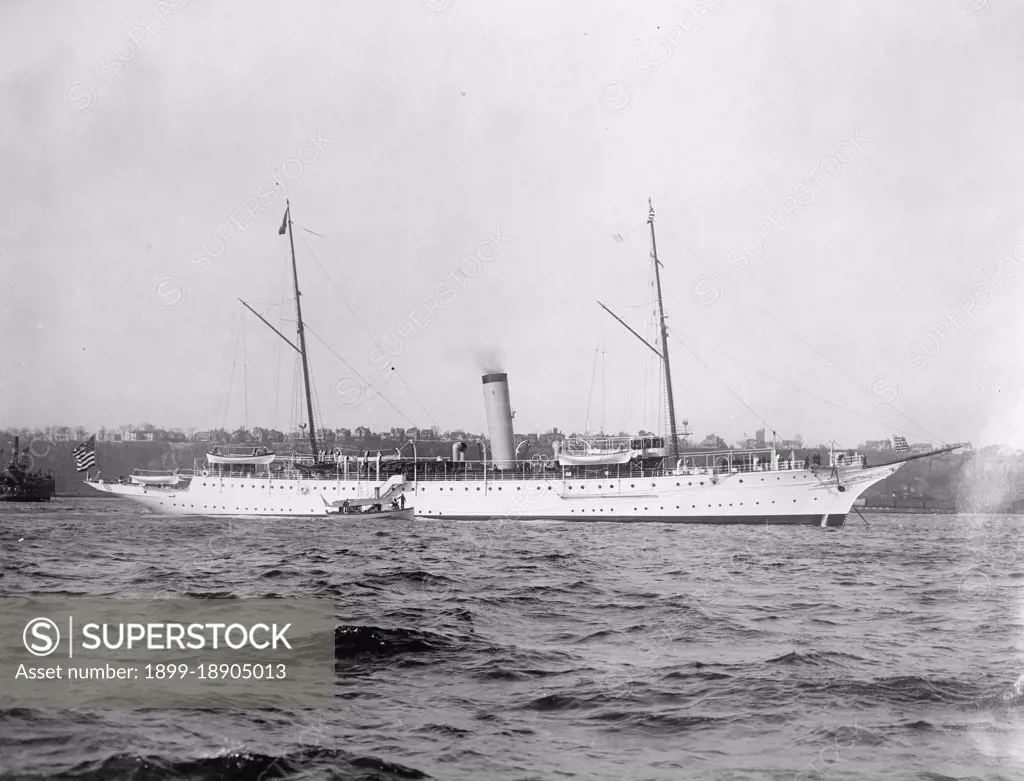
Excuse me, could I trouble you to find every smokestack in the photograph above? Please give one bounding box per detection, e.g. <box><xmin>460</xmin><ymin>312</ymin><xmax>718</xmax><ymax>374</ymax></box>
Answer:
<box><xmin>482</xmin><ymin>372</ymin><xmax>515</xmax><ymax>468</ymax></box>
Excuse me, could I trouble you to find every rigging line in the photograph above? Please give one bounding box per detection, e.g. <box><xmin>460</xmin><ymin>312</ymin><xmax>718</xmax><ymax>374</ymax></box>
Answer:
<box><xmin>247</xmin><ymin>301</ymin><xmax>291</xmax><ymax>309</ymax></box>
<box><xmin>658</xmin><ymin>348</ymin><xmax>666</xmax><ymax>439</ymax></box>
<box><xmin>242</xmin><ymin>312</ymin><xmax>248</xmax><ymax>432</ymax></box>
<box><xmin>297</xmin><ymin>232</ymin><xmax>438</xmax><ymax>423</ymax></box>
<box><xmin>297</xmin><ymin>224</ymin><xmax>327</xmax><ymax>238</ymax></box>
<box><xmin>392</xmin><ymin>373</ymin><xmax>440</xmax><ymax>430</ymax></box>
<box><xmin>586</xmin><ymin>343</ymin><xmax>600</xmax><ymax>433</ymax></box>
<box><xmin>304</xmin><ymin>331</ymin><xmax>392</xmax><ymax>402</ymax></box>
<box><xmin>302</xmin><ymin>324</ymin><xmax>418</xmax><ymax>428</ymax></box>
<box><xmin>611</xmin><ymin>221</ymin><xmax>648</xmax><ymax>246</ymax></box>
<box><xmin>659</xmin><ymin>223</ymin><xmax>741</xmax><ymax>289</ymax></box>
<box><xmin>668</xmin><ymin>326</ymin><xmax>916</xmax><ymax>440</ymax></box>
<box><xmin>669</xmin><ymin>327</ymin><xmax>778</xmax><ymax>436</ymax></box>
<box><xmin>657</xmin><ymin>224</ymin><xmax>943</xmax><ymax>444</ymax></box>
<box><xmin>298</xmin><ymin>320</ymin><xmax>395</xmax><ymax>398</ymax></box>
<box><xmin>651</xmin><ymin>264</ymin><xmax>666</xmax><ymax>439</ymax></box>
<box><xmin>273</xmin><ymin>259</ymin><xmax>286</xmax><ymax>430</ymax></box>
<box><xmin>306</xmin><ymin>351</ymin><xmax>326</xmax><ymax>441</ymax></box>
<box><xmin>223</xmin><ymin>307</ymin><xmax>243</xmax><ymax>431</ymax></box>
<box><xmin>618</xmin><ymin>369</ymin><xmax>642</xmax><ymax>433</ymax></box>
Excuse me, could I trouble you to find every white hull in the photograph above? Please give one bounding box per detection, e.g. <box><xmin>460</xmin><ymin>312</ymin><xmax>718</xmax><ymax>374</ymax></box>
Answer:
<box><xmin>84</xmin><ymin>462</ymin><xmax>901</xmax><ymax>526</ymax></box>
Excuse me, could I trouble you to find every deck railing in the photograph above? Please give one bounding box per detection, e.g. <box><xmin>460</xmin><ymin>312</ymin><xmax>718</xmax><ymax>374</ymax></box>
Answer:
<box><xmin>127</xmin><ymin>468</ymin><xmax>194</xmax><ymax>477</ymax></box>
<box><xmin>188</xmin><ymin>449</ymin><xmax>865</xmax><ymax>483</ymax></box>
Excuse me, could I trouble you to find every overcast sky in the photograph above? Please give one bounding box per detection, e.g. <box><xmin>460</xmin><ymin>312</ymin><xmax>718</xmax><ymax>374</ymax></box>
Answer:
<box><xmin>2</xmin><ymin>0</ymin><xmax>1022</xmax><ymax>449</ymax></box>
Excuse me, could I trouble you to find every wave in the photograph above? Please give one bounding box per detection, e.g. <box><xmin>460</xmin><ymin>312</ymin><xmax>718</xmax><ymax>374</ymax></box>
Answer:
<box><xmin>334</xmin><ymin>625</ymin><xmax>450</xmax><ymax>660</ymax></box>
<box><xmin>765</xmin><ymin>650</ymin><xmax>870</xmax><ymax>666</ymax></box>
<box><xmin>34</xmin><ymin>747</ymin><xmax>428</xmax><ymax>781</ymax></box>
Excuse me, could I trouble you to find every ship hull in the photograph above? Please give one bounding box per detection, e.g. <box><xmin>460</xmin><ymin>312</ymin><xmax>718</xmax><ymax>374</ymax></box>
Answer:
<box><xmin>0</xmin><ymin>493</ymin><xmax>54</xmax><ymax>502</ymax></box>
<box><xmin>425</xmin><ymin>512</ymin><xmax>850</xmax><ymax>526</ymax></box>
<box><xmin>0</xmin><ymin>480</ymin><xmax>56</xmax><ymax>502</ymax></box>
<box><xmin>84</xmin><ymin>462</ymin><xmax>900</xmax><ymax>525</ymax></box>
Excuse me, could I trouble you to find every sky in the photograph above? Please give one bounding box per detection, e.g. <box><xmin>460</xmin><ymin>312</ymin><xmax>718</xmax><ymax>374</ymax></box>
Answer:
<box><xmin>2</xmin><ymin>0</ymin><xmax>1023</xmax><ymax>450</ymax></box>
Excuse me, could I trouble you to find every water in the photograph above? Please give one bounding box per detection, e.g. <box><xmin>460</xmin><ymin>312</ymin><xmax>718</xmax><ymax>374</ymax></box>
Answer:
<box><xmin>2</xmin><ymin>498</ymin><xmax>1024</xmax><ymax>780</ymax></box>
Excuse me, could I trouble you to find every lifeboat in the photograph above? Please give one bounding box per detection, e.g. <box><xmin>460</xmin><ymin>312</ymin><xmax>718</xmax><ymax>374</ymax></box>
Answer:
<box><xmin>206</xmin><ymin>447</ymin><xmax>276</xmax><ymax>466</ymax></box>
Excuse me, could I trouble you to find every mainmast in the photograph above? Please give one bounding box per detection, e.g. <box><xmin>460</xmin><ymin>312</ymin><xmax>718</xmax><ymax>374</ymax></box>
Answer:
<box><xmin>648</xmin><ymin>198</ymin><xmax>679</xmax><ymax>460</ymax></box>
<box><xmin>284</xmin><ymin>200</ymin><xmax>319</xmax><ymax>458</ymax></box>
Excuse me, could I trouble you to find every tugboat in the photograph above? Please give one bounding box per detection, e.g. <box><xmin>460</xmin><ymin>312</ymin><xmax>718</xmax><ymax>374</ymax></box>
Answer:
<box><xmin>1</xmin><ymin>437</ymin><xmax>56</xmax><ymax>502</ymax></box>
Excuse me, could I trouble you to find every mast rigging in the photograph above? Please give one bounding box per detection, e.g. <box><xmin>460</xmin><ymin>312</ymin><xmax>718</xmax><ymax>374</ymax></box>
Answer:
<box><xmin>284</xmin><ymin>201</ymin><xmax>320</xmax><ymax>458</ymax></box>
<box><xmin>648</xmin><ymin>199</ymin><xmax>680</xmax><ymax>460</ymax></box>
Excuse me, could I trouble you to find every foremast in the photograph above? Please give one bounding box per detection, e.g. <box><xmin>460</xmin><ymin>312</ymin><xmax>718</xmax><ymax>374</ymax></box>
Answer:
<box><xmin>238</xmin><ymin>200</ymin><xmax>318</xmax><ymax>459</ymax></box>
<box><xmin>596</xmin><ymin>199</ymin><xmax>681</xmax><ymax>462</ymax></box>
<box><xmin>647</xmin><ymin>199</ymin><xmax>680</xmax><ymax>461</ymax></box>
<box><xmin>284</xmin><ymin>201</ymin><xmax>319</xmax><ymax>459</ymax></box>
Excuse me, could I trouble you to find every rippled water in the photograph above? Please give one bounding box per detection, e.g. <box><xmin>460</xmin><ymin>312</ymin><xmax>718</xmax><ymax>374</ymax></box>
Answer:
<box><xmin>2</xmin><ymin>498</ymin><xmax>1024</xmax><ymax>780</ymax></box>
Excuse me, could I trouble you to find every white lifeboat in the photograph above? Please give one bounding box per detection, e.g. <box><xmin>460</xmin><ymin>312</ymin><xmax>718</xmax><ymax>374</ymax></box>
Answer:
<box><xmin>206</xmin><ymin>447</ymin><xmax>276</xmax><ymax>466</ymax></box>
<box><xmin>129</xmin><ymin>473</ymin><xmax>182</xmax><ymax>486</ymax></box>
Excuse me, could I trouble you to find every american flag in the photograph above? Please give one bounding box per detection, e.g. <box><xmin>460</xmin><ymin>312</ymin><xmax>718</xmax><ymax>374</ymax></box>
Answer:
<box><xmin>892</xmin><ymin>435</ymin><xmax>910</xmax><ymax>453</ymax></box>
<box><xmin>73</xmin><ymin>435</ymin><xmax>97</xmax><ymax>472</ymax></box>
